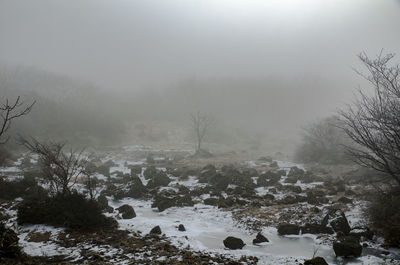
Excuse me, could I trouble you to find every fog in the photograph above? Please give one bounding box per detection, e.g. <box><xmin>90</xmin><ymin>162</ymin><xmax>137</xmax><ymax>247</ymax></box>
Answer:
<box><xmin>2</xmin><ymin>2</ymin><xmax>400</xmax><ymax>263</ymax></box>
<box><xmin>1</xmin><ymin>0</ymin><xmax>400</xmax><ymax>150</ymax></box>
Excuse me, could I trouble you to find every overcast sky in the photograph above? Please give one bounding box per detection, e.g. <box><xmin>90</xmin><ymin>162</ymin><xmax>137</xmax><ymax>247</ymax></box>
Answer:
<box><xmin>1</xmin><ymin>0</ymin><xmax>400</xmax><ymax>91</ymax></box>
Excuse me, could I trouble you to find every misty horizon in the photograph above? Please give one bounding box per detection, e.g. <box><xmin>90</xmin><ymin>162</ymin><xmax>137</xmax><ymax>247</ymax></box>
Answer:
<box><xmin>1</xmin><ymin>0</ymin><xmax>399</xmax><ymax>91</ymax></box>
<box><xmin>2</xmin><ymin>0</ymin><xmax>400</xmax><ymax>143</ymax></box>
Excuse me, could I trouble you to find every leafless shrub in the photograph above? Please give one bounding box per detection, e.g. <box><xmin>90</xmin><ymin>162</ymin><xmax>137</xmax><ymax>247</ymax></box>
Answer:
<box><xmin>19</xmin><ymin>138</ymin><xmax>88</xmax><ymax>195</ymax></box>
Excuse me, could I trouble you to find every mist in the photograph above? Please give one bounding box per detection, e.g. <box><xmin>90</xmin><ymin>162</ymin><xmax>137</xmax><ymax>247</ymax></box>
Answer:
<box><xmin>1</xmin><ymin>2</ymin><xmax>400</xmax><ymax>264</ymax></box>
<box><xmin>2</xmin><ymin>0</ymin><xmax>400</xmax><ymax>150</ymax></box>
<box><xmin>1</xmin><ymin>0</ymin><xmax>399</xmax><ymax>89</ymax></box>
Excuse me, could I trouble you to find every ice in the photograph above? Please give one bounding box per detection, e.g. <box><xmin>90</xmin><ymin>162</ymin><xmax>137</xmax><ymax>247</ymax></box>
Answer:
<box><xmin>108</xmin><ymin>198</ymin><xmax>336</xmax><ymax>264</ymax></box>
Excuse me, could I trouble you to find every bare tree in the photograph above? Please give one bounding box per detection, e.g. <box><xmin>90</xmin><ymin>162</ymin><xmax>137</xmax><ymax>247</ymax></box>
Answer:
<box><xmin>0</xmin><ymin>96</ymin><xmax>35</xmax><ymax>144</ymax></box>
<box><xmin>19</xmin><ymin>138</ymin><xmax>88</xmax><ymax>195</ymax></box>
<box><xmin>295</xmin><ymin>116</ymin><xmax>351</xmax><ymax>164</ymax></box>
<box><xmin>190</xmin><ymin>111</ymin><xmax>214</xmax><ymax>152</ymax></box>
<box><xmin>339</xmin><ymin>52</ymin><xmax>400</xmax><ymax>186</ymax></box>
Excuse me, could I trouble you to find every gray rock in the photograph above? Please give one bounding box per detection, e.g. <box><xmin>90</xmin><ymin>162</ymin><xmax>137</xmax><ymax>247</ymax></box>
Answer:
<box><xmin>223</xmin><ymin>236</ymin><xmax>245</xmax><ymax>250</ymax></box>
<box><xmin>322</xmin><ymin>209</ymin><xmax>351</xmax><ymax>235</ymax></box>
<box><xmin>277</xmin><ymin>224</ymin><xmax>300</xmax><ymax>235</ymax></box>
<box><xmin>150</xmin><ymin>225</ymin><xmax>162</xmax><ymax>234</ymax></box>
<box><xmin>333</xmin><ymin>236</ymin><xmax>362</xmax><ymax>257</ymax></box>
<box><xmin>304</xmin><ymin>257</ymin><xmax>328</xmax><ymax>265</ymax></box>
<box><xmin>117</xmin><ymin>204</ymin><xmax>136</xmax><ymax>219</ymax></box>
<box><xmin>252</xmin><ymin>232</ymin><xmax>269</xmax><ymax>244</ymax></box>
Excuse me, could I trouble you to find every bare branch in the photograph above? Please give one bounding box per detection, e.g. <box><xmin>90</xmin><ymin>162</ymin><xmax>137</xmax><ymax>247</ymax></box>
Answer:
<box><xmin>189</xmin><ymin>111</ymin><xmax>215</xmax><ymax>152</ymax></box>
<box><xmin>339</xmin><ymin>52</ymin><xmax>400</xmax><ymax>186</ymax></box>
<box><xmin>19</xmin><ymin>137</ymin><xmax>88</xmax><ymax>195</ymax></box>
<box><xmin>0</xmin><ymin>96</ymin><xmax>35</xmax><ymax>144</ymax></box>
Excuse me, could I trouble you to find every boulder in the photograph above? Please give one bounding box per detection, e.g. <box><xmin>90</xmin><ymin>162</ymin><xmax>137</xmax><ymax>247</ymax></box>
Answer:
<box><xmin>223</xmin><ymin>236</ymin><xmax>245</xmax><ymax>250</ymax></box>
<box><xmin>321</xmin><ymin>210</ymin><xmax>351</xmax><ymax>235</ymax></box>
<box><xmin>333</xmin><ymin>236</ymin><xmax>362</xmax><ymax>257</ymax></box>
<box><xmin>287</xmin><ymin>166</ymin><xmax>305</xmax><ymax>178</ymax></box>
<box><xmin>126</xmin><ymin>175</ymin><xmax>147</xmax><ymax>199</ymax></box>
<box><xmin>228</xmin><ymin>171</ymin><xmax>254</xmax><ymax>187</ymax></box>
<box><xmin>284</xmin><ymin>176</ymin><xmax>298</xmax><ymax>184</ymax></box>
<box><xmin>178</xmin><ymin>224</ymin><xmax>186</xmax><ymax>231</ymax></box>
<box><xmin>231</xmin><ymin>185</ymin><xmax>255</xmax><ymax>198</ymax></box>
<box><xmin>204</xmin><ymin>197</ymin><xmax>219</xmax><ymax>206</ymax></box>
<box><xmin>337</xmin><ymin>196</ymin><xmax>353</xmax><ymax>204</ymax></box>
<box><xmin>177</xmin><ymin>194</ymin><xmax>195</xmax><ymax>207</ymax></box>
<box><xmin>150</xmin><ymin>225</ymin><xmax>162</xmax><ymax>235</ymax></box>
<box><xmin>304</xmin><ymin>257</ymin><xmax>328</xmax><ymax>265</ymax></box>
<box><xmin>277</xmin><ymin>224</ymin><xmax>300</xmax><ymax>235</ymax></box>
<box><xmin>257</xmin><ymin>171</ymin><xmax>281</xmax><ymax>186</ymax></box>
<box><xmin>146</xmin><ymin>171</ymin><xmax>171</xmax><ymax>188</ymax></box>
<box><xmin>153</xmin><ymin>196</ymin><xmax>176</xmax><ymax>212</ymax></box>
<box><xmin>152</xmin><ymin>192</ymin><xmax>194</xmax><ymax>212</ymax></box>
<box><xmin>117</xmin><ymin>204</ymin><xmax>136</xmax><ymax>219</ymax></box>
<box><xmin>301</xmin><ymin>223</ymin><xmax>334</xmax><ymax>235</ymax></box>
<box><xmin>252</xmin><ymin>232</ymin><xmax>269</xmax><ymax>244</ymax></box>
<box><xmin>306</xmin><ymin>190</ymin><xmax>329</xmax><ymax>205</ymax></box>
<box><xmin>217</xmin><ymin>196</ymin><xmax>235</xmax><ymax>208</ymax></box>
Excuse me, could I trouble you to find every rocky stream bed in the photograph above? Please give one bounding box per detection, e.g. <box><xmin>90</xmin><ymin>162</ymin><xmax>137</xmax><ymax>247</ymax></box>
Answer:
<box><xmin>1</xmin><ymin>145</ymin><xmax>399</xmax><ymax>264</ymax></box>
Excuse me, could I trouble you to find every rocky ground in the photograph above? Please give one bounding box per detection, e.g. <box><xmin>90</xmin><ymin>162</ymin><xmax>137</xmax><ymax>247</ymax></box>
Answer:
<box><xmin>1</xmin><ymin>145</ymin><xmax>400</xmax><ymax>264</ymax></box>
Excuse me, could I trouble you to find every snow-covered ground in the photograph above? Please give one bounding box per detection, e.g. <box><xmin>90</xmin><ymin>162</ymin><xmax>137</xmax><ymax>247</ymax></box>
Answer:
<box><xmin>1</xmin><ymin>148</ymin><xmax>399</xmax><ymax>265</ymax></box>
